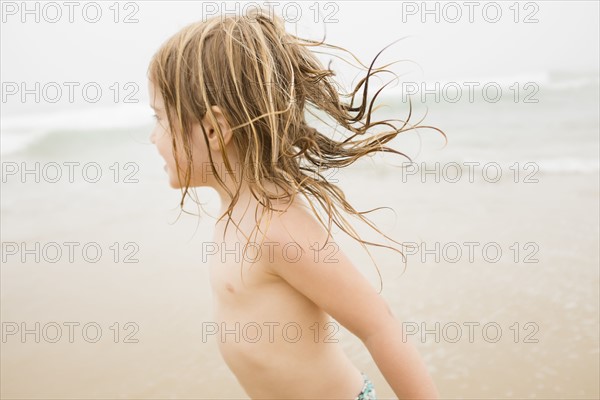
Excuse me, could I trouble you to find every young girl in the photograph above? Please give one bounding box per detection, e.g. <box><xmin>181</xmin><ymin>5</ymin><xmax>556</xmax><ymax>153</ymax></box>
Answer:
<box><xmin>148</xmin><ymin>8</ymin><xmax>442</xmax><ymax>400</ymax></box>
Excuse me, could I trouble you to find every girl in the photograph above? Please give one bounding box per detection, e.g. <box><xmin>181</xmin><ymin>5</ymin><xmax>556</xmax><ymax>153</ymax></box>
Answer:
<box><xmin>148</xmin><ymin>8</ymin><xmax>443</xmax><ymax>400</ymax></box>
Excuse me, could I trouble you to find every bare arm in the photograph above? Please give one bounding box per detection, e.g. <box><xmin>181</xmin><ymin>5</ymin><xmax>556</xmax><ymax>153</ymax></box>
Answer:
<box><xmin>265</xmin><ymin>211</ymin><xmax>439</xmax><ymax>399</ymax></box>
<box><xmin>364</xmin><ymin>315</ymin><xmax>439</xmax><ymax>399</ymax></box>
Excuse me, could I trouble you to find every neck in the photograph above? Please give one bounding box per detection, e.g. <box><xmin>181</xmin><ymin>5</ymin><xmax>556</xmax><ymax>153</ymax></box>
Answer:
<box><xmin>215</xmin><ymin>180</ymin><xmax>301</xmax><ymax>226</ymax></box>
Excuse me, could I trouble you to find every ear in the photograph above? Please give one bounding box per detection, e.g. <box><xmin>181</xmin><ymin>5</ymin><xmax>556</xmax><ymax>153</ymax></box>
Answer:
<box><xmin>202</xmin><ymin>105</ymin><xmax>233</xmax><ymax>151</ymax></box>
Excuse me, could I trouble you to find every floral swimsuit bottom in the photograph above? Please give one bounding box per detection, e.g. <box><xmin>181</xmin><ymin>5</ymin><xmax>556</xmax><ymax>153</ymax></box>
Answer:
<box><xmin>355</xmin><ymin>372</ymin><xmax>377</xmax><ymax>400</ymax></box>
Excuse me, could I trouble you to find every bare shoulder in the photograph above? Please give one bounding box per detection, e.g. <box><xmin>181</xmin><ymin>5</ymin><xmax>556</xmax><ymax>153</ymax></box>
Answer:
<box><xmin>255</xmin><ymin>197</ymin><xmax>341</xmax><ymax>279</ymax></box>
<box><xmin>267</xmin><ymin>198</ymin><xmax>332</xmax><ymax>251</ymax></box>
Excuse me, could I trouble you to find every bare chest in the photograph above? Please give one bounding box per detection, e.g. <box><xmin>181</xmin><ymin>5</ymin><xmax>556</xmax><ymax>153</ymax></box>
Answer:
<box><xmin>207</xmin><ymin>225</ymin><xmax>276</xmax><ymax>303</ymax></box>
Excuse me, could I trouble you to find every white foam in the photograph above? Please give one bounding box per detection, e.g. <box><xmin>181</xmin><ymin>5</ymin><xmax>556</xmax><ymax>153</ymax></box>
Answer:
<box><xmin>379</xmin><ymin>69</ymin><xmax>599</xmax><ymax>98</ymax></box>
<box><xmin>1</xmin><ymin>104</ymin><xmax>154</xmax><ymax>155</ymax></box>
<box><xmin>536</xmin><ymin>158</ymin><xmax>600</xmax><ymax>174</ymax></box>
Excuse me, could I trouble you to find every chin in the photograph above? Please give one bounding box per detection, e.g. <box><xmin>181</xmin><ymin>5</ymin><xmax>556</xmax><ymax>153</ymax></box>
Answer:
<box><xmin>165</xmin><ymin>169</ymin><xmax>203</xmax><ymax>189</ymax></box>
<box><xmin>167</xmin><ymin>173</ymin><xmax>183</xmax><ymax>189</ymax></box>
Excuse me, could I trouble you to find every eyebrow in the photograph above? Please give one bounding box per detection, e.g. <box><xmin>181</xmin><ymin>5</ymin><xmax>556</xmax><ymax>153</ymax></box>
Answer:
<box><xmin>150</xmin><ymin>105</ymin><xmax>164</xmax><ymax>111</ymax></box>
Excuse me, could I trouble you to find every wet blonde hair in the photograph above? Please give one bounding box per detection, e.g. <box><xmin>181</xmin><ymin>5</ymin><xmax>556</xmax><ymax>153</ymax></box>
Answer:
<box><xmin>148</xmin><ymin>9</ymin><xmax>445</xmax><ymax>289</ymax></box>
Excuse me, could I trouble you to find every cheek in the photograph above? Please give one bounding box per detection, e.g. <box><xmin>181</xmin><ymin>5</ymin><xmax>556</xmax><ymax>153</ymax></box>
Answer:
<box><xmin>154</xmin><ymin>129</ymin><xmax>174</xmax><ymax>161</ymax></box>
<box><xmin>162</xmin><ymin>142</ymin><xmax>185</xmax><ymax>188</ymax></box>
<box><xmin>190</xmin><ymin>132</ymin><xmax>214</xmax><ymax>183</ymax></box>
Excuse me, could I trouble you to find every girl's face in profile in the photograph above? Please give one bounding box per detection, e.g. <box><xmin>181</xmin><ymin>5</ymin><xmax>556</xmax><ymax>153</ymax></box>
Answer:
<box><xmin>148</xmin><ymin>80</ymin><xmax>233</xmax><ymax>190</ymax></box>
<box><xmin>148</xmin><ymin>80</ymin><xmax>183</xmax><ymax>188</ymax></box>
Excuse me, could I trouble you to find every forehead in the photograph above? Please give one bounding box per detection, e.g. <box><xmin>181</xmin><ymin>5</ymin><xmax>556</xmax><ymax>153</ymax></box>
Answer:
<box><xmin>148</xmin><ymin>80</ymin><xmax>165</xmax><ymax>108</ymax></box>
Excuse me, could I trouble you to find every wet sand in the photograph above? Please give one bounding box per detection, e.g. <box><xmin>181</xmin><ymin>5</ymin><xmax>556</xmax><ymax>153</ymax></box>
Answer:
<box><xmin>1</xmin><ymin>158</ymin><xmax>598</xmax><ymax>399</ymax></box>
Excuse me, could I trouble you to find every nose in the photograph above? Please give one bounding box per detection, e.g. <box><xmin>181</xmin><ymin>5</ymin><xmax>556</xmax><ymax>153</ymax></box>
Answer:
<box><xmin>149</xmin><ymin>130</ymin><xmax>156</xmax><ymax>145</ymax></box>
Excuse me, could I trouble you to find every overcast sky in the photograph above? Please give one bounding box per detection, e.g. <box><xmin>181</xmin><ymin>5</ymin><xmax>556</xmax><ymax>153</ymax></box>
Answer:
<box><xmin>1</xmin><ymin>1</ymin><xmax>598</xmax><ymax>115</ymax></box>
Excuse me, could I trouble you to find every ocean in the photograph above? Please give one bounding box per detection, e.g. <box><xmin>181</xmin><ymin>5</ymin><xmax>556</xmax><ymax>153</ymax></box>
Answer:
<box><xmin>1</xmin><ymin>69</ymin><xmax>599</xmax><ymax>399</ymax></box>
<box><xmin>2</xmin><ymin>69</ymin><xmax>598</xmax><ymax>172</ymax></box>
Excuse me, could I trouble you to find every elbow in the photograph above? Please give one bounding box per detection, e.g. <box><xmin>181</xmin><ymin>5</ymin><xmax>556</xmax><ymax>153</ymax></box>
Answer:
<box><xmin>361</xmin><ymin>314</ymin><xmax>402</xmax><ymax>346</ymax></box>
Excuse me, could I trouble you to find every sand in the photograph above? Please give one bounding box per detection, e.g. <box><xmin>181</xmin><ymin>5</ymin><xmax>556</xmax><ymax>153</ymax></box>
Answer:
<box><xmin>2</xmin><ymin>150</ymin><xmax>598</xmax><ymax>399</ymax></box>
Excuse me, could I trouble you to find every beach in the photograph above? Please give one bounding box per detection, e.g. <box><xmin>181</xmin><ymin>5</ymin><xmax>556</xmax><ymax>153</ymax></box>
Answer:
<box><xmin>1</xmin><ymin>71</ymin><xmax>599</xmax><ymax>399</ymax></box>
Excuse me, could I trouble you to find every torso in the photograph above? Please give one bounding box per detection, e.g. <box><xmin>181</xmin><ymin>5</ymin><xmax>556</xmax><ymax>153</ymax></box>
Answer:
<box><xmin>207</xmin><ymin>197</ymin><xmax>364</xmax><ymax>399</ymax></box>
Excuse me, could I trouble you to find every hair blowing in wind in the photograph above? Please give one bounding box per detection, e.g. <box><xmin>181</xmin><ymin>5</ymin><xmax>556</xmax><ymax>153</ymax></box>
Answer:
<box><xmin>148</xmin><ymin>9</ymin><xmax>446</xmax><ymax>289</ymax></box>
